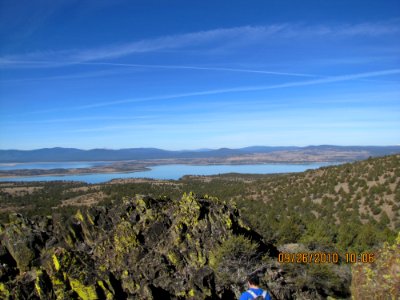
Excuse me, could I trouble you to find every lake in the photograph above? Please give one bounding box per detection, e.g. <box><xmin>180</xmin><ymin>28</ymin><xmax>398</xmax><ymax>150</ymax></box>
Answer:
<box><xmin>0</xmin><ymin>161</ymin><xmax>110</xmax><ymax>170</ymax></box>
<box><xmin>0</xmin><ymin>162</ymin><xmax>336</xmax><ymax>184</ymax></box>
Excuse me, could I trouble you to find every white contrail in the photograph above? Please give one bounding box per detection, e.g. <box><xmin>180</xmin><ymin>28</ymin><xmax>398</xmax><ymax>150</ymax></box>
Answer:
<box><xmin>0</xmin><ymin>60</ymin><xmax>318</xmax><ymax>79</ymax></box>
<box><xmin>74</xmin><ymin>68</ymin><xmax>400</xmax><ymax>109</ymax></box>
<box><xmin>78</xmin><ymin>62</ymin><xmax>317</xmax><ymax>78</ymax></box>
<box><xmin>5</xmin><ymin>68</ymin><xmax>400</xmax><ymax>115</ymax></box>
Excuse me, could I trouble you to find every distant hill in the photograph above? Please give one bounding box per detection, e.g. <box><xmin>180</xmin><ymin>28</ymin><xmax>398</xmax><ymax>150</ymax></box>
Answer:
<box><xmin>0</xmin><ymin>145</ymin><xmax>399</xmax><ymax>163</ymax></box>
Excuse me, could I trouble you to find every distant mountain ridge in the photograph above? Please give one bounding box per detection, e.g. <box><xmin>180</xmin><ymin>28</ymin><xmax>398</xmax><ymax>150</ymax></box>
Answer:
<box><xmin>0</xmin><ymin>145</ymin><xmax>399</xmax><ymax>163</ymax></box>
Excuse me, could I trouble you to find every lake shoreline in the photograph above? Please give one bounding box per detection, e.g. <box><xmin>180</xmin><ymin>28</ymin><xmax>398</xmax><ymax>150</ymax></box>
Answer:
<box><xmin>0</xmin><ymin>162</ymin><xmax>339</xmax><ymax>184</ymax></box>
<box><xmin>0</xmin><ymin>158</ymin><xmax>343</xmax><ymax>178</ymax></box>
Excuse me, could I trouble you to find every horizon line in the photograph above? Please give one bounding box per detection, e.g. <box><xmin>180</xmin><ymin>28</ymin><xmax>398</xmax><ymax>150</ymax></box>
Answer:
<box><xmin>1</xmin><ymin>144</ymin><xmax>400</xmax><ymax>152</ymax></box>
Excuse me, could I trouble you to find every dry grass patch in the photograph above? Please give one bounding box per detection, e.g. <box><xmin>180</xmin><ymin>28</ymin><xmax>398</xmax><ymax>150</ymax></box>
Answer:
<box><xmin>1</xmin><ymin>186</ymin><xmax>43</xmax><ymax>195</ymax></box>
<box><xmin>60</xmin><ymin>192</ymin><xmax>106</xmax><ymax>207</ymax></box>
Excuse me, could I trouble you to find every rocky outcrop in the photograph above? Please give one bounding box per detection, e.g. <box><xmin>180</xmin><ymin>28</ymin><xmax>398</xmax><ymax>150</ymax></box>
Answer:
<box><xmin>0</xmin><ymin>193</ymin><xmax>269</xmax><ymax>299</ymax></box>
<box><xmin>0</xmin><ymin>193</ymin><xmax>337</xmax><ymax>299</ymax></box>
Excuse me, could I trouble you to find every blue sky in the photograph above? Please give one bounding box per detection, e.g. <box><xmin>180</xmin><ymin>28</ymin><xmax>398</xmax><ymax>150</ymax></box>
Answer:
<box><xmin>0</xmin><ymin>0</ymin><xmax>399</xmax><ymax>150</ymax></box>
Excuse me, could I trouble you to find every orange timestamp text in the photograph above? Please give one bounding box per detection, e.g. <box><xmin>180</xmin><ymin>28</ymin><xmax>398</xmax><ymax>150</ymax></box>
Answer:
<box><xmin>278</xmin><ymin>252</ymin><xmax>375</xmax><ymax>264</ymax></box>
<box><xmin>278</xmin><ymin>252</ymin><xmax>339</xmax><ymax>264</ymax></box>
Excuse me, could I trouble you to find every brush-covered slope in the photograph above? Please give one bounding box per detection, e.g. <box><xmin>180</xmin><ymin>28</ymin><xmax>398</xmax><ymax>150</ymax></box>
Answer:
<box><xmin>235</xmin><ymin>154</ymin><xmax>400</xmax><ymax>250</ymax></box>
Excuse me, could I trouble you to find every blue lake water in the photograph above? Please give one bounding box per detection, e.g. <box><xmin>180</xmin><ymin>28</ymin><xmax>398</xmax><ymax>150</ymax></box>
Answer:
<box><xmin>0</xmin><ymin>162</ymin><xmax>336</xmax><ymax>184</ymax></box>
<box><xmin>0</xmin><ymin>162</ymin><xmax>109</xmax><ymax>170</ymax></box>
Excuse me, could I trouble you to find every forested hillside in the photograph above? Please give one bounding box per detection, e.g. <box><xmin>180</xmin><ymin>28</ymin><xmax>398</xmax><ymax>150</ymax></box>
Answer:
<box><xmin>235</xmin><ymin>154</ymin><xmax>400</xmax><ymax>251</ymax></box>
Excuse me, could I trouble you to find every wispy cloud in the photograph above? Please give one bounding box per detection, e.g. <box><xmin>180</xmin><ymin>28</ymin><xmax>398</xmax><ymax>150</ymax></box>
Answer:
<box><xmin>79</xmin><ymin>62</ymin><xmax>317</xmax><ymax>78</ymax></box>
<box><xmin>1</xmin><ymin>115</ymin><xmax>152</xmax><ymax>125</ymax></box>
<box><xmin>74</xmin><ymin>68</ymin><xmax>400</xmax><ymax>109</ymax></box>
<box><xmin>0</xmin><ymin>67</ymin><xmax>137</xmax><ymax>83</ymax></box>
<box><xmin>279</xmin><ymin>21</ymin><xmax>400</xmax><ymax>37</ymax></box>
<box><xmin>0</xmin><ymin>26</ymin><xmax>275</xmax><ymax>66</ymax></box>
<box><xmin>63</xmin><ymin>113</ymin><xmax>400</xmax><ymax>135</ymax></box>
<box><xmin>0</xmin><ymin>61</ymin><xmax>319</xmax><ymax>83</ymax></box>
<box><xmin>5</xmin><ymin>68</ymin><xmax>399</xmax><ymax>117</ymax></box>
<box><xmin>66</xmin><ymin>124</ymin><xmax>144</xmax><ymax>133</ymax></box>
<box><xmin>1</xmin><ymin>21</ymin><xmax>399</xmax><ymax>67</ymax></box>
<box><xmin>0</xmin><ymin>1</ymin><xmax>71</xmax><ymax>46</ymax></box>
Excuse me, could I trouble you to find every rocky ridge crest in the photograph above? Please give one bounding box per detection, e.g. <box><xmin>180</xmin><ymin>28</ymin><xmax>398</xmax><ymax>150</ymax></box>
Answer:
<box><xmin>1</xmin><ymin>193</ymin><xmax>327</xmax><ymax>299</ymax></box>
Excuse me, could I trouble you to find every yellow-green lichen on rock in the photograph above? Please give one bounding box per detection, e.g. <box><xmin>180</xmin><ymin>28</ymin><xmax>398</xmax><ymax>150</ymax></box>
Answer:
<box><xmin>188</xmin><ymin>288</ymin><xmax>195</xmax><ymax>297</ymax></box>
<box><xmin>121</xmin><ymin>272</ymin><xmax>141</xmax><ymax>294</ymax></box>
<box><xmin>97</xmin><ymin>280</ymin><xmax>114</xmax><ymax>300</ymax></box>
<box><xmin>69</xmin><ymin>278</ymin><xmax>98</xmax><ymax>300</ymax></box>
<box><xmin>74</xmin><ymin>210</ymin><xmax>84</xmax><ymax>223</ymax></box>
<box><xmin>351</xmin><ymin>231</ymin><xmax>400</xmax><ymax>299</ymax></box>
<box><xmin>0</xmin><ymin>192</ymin><xmax>281</xmax><ymax>299</ymax></box>
<box><xmin>34</xmin><ymin>269</ymin><xmax>43</xmax><ymax>298</ymax></box>
<box><xmin>224</xmin><ymin>214</ymin><xmax>233</xmax><ymax>229</ymax></box>
<box><xmin>0</xmin><ymin>217</ymin><xmax>38</xmax><ymax>273</ymax></box>
<box><xmin>52</xmin><ymin>254</ymin><xmax>61</xmax><ymax>272</ymax></box>
<box><xmin>167</xmin><ymin>250</ymin><xmax>179</xmax><ymax>266</ymax></box>
<box><xmin>176</xmin><ymin>192</ymin><xmax>201</xmax><ymax>222</ymax></box>
<box><xmin>0</xmin><ymin>283</ymin><xmax>10</xmax><ymax>299</ymax></box>
<box><xmin>113</xmin><ymin>221</ymin><xmax>138</xmax><ymax>252</ymax></box>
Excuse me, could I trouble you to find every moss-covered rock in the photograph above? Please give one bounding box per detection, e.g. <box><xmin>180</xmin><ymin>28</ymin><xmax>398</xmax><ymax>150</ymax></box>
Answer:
<box><xmin>0</xmin><ymin>193</ymin><xmax>334</xmax><ymax>299</ymax></box>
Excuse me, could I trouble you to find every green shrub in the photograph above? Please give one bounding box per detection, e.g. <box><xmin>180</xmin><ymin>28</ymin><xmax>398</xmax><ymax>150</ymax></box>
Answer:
<box><xmin>210</xmin><ymin>235</ymin><xmax>259</xmax><ymax>286</ymax></box>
